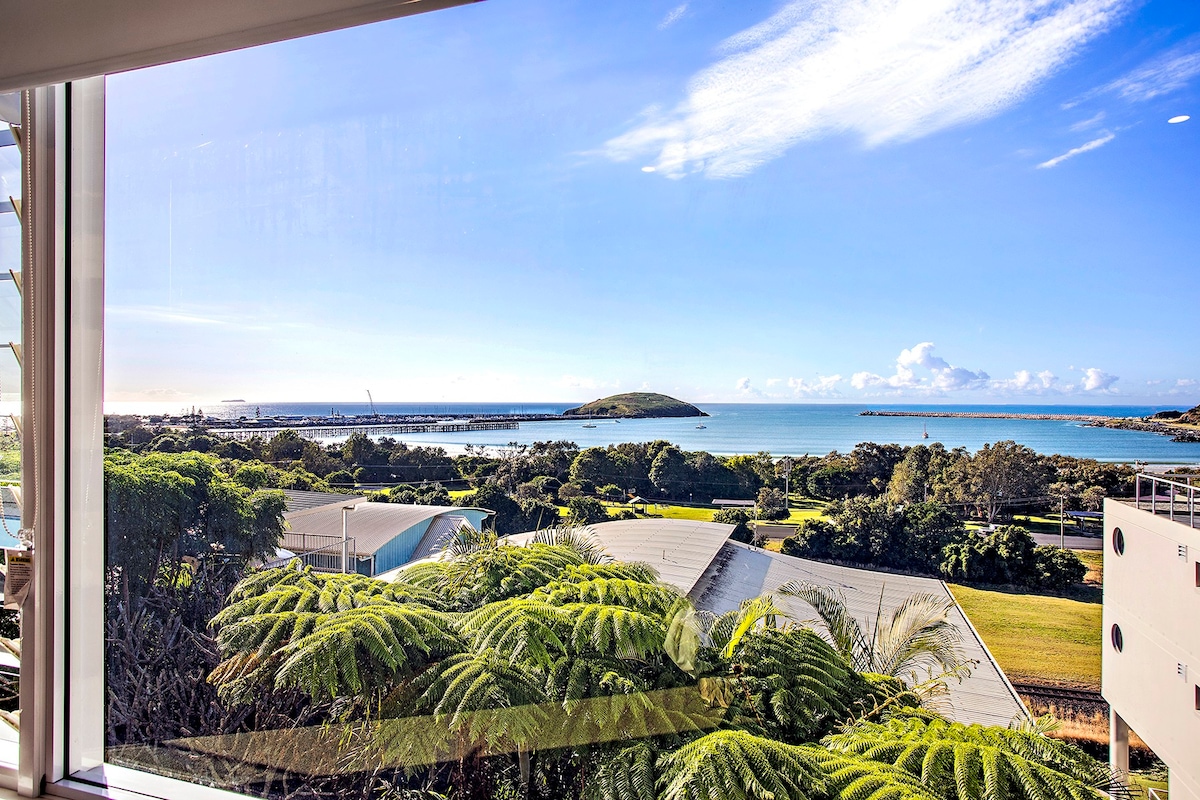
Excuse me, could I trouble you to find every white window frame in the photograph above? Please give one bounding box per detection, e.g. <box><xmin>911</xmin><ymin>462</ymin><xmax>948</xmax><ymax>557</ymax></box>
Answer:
<box><xmin>14</xmin><ymin>3</ymin><xmax>484</xmax><ymax>797</ymax></box>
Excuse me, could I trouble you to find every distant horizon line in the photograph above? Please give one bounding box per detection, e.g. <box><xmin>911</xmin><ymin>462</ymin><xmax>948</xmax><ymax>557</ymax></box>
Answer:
<box><xmin>102</xmin><ymin>399</ymin><xmax>1197</xmax><ymax>410</ymax></box>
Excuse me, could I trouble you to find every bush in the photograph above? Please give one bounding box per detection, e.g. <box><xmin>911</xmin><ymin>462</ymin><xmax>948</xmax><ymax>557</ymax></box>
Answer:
<box><xmin>1033</xmin><ymin>545</ymin><xmax>1087</xmax><ymax>590</ymax></box>
<box><xmin>713</xmin><ymin>508</ymin><xmax>762</xmax><ymax>546</ymax></box>
<box><xmin>566</xmin><ymin>496</ymin><xmax>609</xmax><ymax>525</ymax></box>
<box><xmin>756</xmin><ymin>487</ymin><xmax>788</xmax><ymax>520</ymax></box>
<box><xmin>597</xmin><ymin>483</ymin><xmax>624</xmax><ymax>501</ymax></box>
<box><xmin>557</xmin><ymin>482</ymin><xmax>585</xmax><ymax>502</ymax></box>
<box><xmin>608</xmin><ymin>508</ymin><xmax>637</xmax><ymax>521</ymax></box>
<box><xmin>325</xmin><ymin>469</ymin><xmax>355</xmax><ymax>487</ymax></box>
<box><xmin>780</xmin><ymin>499</ymin><xmax>966</xmax><ymax>575</ymax></box>
<box><xmin>939</xmin><ymin>525</ymin><xmax>1085</xmax><ymax>590</ymax></box>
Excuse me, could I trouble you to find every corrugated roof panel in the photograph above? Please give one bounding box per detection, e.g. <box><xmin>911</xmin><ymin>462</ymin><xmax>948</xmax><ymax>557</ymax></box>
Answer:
<box><xmin>280</xmin><ymin>489</ymin><xmax>365</xmax><ymax>513</ymax></box>
<box><xmin>503</xmin><ymin>519</ymin><xmax>735</xmax><ymax>595</ymax></box>
<box><xmin>690</xmin><ymin>542</ymin><xmax>1028</xmax><ymax>727</ymax></box>
<box><xmin>286</xmin><ymin>502</ymin><xmax>488</xmax><ymax>556</ymax></box>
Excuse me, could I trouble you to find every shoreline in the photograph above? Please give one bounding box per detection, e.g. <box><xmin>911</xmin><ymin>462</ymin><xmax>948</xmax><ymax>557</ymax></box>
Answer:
<box><xmin>860</xmin><ymin>410</ymin><xmax>1113</xmax><ymax>421</ymax></box>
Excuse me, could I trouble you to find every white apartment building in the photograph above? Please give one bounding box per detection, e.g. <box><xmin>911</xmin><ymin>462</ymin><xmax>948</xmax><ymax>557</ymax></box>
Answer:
<box><xmin>1104</xmin><ymin>477</ymin><xmax>1200</xmax><ymax>800</ymax></box>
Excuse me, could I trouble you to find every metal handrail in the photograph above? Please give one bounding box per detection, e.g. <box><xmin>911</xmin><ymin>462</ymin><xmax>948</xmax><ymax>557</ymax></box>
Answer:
<box><xmin>272</xmin><ymin>534</ymin><xmax>358</xmax><ymax>573</ymax></box>
<box><xmin>1148</xmin><ymin>787</ymin><xmax>1168</xmax><ymax>800</ymax></box>
<box><xmin>1135</xmin><ymin>472</ymin><xmax>1198</xmax><ymax>528</ymax></box>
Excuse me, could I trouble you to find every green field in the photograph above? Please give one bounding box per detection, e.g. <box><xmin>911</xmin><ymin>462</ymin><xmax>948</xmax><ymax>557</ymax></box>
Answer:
<box><xmin>948</xmin><ymin>583</ymin><xmax>1102</xmax><ymax>689</ymax></box>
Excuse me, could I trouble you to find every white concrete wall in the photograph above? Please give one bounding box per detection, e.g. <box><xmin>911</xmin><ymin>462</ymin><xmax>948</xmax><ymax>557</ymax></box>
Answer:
<box><xmin>1103</xmin><ymin>500</ymin><xmax>1200</xmax><ymax>800</ymax></box>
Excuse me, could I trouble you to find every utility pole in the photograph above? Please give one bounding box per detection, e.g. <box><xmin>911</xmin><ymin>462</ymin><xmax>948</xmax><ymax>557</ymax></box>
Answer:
<box><xmin>1059</xmin><ymin>495</ymin><xmax>1065</xmax><ymax>549</ymax></box>
<box><xmin>342</xmin><ymin>504</ymin><xmax>357</xmax><ymax>573</ymax></box>
<box><xmin>778</xmin><ymin>456</ymin><xmax>794</xmax><ymax>515</ymax></box>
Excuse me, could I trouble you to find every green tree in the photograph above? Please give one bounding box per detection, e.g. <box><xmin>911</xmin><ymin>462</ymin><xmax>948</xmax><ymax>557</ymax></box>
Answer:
<box><xmin>964</xmin><ymin>441</ymin><xmax>1052</xmax><ymax>523</ymax></box>
<box><xmin>567</xmin><ymin>496</ymin><xmax>609</xmax><ymax>525</ymax></box>
<box><xmin>649</xmin><ymin>445</ymin><xmax>691</xmax><ymax>497</ymax></box>
<box><xmin>569</xmin><ymin>447</ymin><xmax>614</xmax><ymax>486</ymax></box>
<box><xmin>105</xmin><ymin>451</ymin><xmax>286</xmax><ymax>596</ymax></box>
<box><xmin>756</xmin><ymin>487</ymin><xmax>788</xmax><ymax>520</ymax></box>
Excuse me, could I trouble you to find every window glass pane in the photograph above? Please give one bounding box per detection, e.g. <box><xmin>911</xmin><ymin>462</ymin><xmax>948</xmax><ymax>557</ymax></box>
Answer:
<box><xmin>100</xmin><ymin>2</ymin><xmax>1200</xmax><ymax>797</ymax></box>
<box><xmin>0</xmin><ymin>100</ymin><xmax>20</xmax><ymax>765</ymax></box>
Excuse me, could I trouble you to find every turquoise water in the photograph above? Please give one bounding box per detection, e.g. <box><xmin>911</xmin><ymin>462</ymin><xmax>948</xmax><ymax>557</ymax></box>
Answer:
<box><xmin>207</xmin><ymin>402</ymin><xmax>1200</xmax><ymax>463</ymax></box>
<box><xmin>0</xmin><ymin>517</ymin><xmax>19</xmax><ymax>549</ymax></box>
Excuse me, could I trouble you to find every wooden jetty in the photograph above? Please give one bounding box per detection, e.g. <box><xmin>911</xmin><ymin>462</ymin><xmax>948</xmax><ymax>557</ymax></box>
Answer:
<box><xmin>209</xmin><ymin>420</ymin><xmax>519</xmax><ymax>441</ymax></box>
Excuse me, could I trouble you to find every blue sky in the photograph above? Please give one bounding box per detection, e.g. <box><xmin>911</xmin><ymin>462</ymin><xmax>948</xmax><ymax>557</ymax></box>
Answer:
<box><xmin>103</xmin><ymin>0</ymin><xmax>1200</xmax><ymax>409</ymax></box>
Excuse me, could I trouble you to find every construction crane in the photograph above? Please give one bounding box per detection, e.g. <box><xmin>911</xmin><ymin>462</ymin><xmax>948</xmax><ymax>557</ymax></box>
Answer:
<box><xmin>366</xmin><ymin>390</ymin><xmax>379</xmax><ymax>420</ymax></box>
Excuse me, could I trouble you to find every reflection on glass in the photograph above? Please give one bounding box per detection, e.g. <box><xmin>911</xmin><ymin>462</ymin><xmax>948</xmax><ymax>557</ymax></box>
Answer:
<box><xmin>99</xmin><ymin>1</ymin><xmax>1195</xmax><ymax>797</ymax></box>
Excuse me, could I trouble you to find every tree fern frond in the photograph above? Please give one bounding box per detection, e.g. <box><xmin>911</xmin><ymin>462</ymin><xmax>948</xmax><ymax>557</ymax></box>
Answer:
<box><xmin>824</xmin><ymin>715</ymin><xmax>1120</xmax><ymax>800</ymax></box>
<box><xmin>658</xmin><ymin>730</ymin><xmax>823</xmax><ymax>800</ymax></box>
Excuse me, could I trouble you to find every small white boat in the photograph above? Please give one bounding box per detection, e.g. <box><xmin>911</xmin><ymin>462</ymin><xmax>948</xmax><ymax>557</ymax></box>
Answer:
<box><xmin>922</xmin><ymin>423</ymin><xmax>929</xmax><ymax>439</ymax></box>
<box><xmin>695</xmin><ymin>423</ymin><xmax>706</xmax><ymax>429</ymax></box>
<box><xmin>582</xmin><ymin>423</ymin><xmax>597</xmax><ymax>428</ymax></box>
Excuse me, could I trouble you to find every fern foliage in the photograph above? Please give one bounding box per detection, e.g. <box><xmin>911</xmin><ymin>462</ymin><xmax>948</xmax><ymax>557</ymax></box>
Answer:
<box><xmin>658</xmin><ymin>730</ymin><xmax>823</xmax><ymax>800</ymax></box>
<box><xmin>823</xmin><ymin>715</ymin><xmax>1119</xmax><ymax>800</ymax></box>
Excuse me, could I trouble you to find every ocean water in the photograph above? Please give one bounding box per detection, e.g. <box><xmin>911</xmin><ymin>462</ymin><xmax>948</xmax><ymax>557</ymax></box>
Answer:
<box><xmin>199</xmin><ymin>402</ymin><xmax>1200</xmax><ymax>463</ymax></box>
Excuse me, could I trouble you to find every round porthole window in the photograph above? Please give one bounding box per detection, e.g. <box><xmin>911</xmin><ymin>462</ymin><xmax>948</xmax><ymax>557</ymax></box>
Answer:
<box><xmin>1112</xmin><ymin>527</ymin><xmax>1125</xmax><ymax>555</ymax></box>
<box><xmin>1111</xmin><ymin>624</ymin><xmax>1124</xmax><ymax>652</ymax></box>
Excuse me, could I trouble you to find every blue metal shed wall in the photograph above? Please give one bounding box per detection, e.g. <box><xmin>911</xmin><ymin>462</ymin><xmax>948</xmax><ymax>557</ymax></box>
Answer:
<box><xmin>374</xmin><ymin>519</ymin><xmax>435</xmax><ymax>575</ymax></box>
<box><xmin>459</xmin><ymin>509</ymin><xmax>489</xmax><ymax>530</ymax></box>
<box><xmin>371</xmin><ymin>510</ymin><xmax>488</xmax><ymax>574</ymax></box>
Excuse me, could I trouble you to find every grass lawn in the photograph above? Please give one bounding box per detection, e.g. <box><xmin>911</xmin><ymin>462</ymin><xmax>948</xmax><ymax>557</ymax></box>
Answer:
<box><xmin>1074</xmin><ymin>549</ymin><xmax>1103</xmax><ymax>585</ymax></box>
<box><xmin>948</xmin><ymin>583</ymin><xmax>1102</xmax><ymax>689</ymax></box>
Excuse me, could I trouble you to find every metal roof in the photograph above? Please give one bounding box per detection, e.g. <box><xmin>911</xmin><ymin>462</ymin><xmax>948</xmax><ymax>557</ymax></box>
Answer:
<box><xmin>689</xmin><ymin>541</ymin><xmax>1028</xmax><ymax>728</ymax></box>
<box><xmin>285</xmin><ymin>502</ymin><xmax>489</xmax><ymax>556</ymax></box>
<box><xmin>500</xmin><ymin>519</ymin><xmax>735</xmax><ymax>595</ymax></box>
<box><xmin>280</xmin><ymin>489</ymin><xmax>366</xmax><ymax>513</ymax></box>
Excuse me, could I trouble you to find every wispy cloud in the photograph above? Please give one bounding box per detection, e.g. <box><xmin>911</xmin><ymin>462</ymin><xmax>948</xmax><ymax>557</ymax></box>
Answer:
<box><xmin>604</xmin><ymin>0</ymin><xmax>1129</xmax><ymax>178</ymax></box>
<box><xmin>106</xmin><ymin>305</ymin><xmax>267</xmax><ymax>329</ymax></box>
<box><xmin>1103</xmin><ymin>38</ymin><xmax>1200</xmax><ymax>102</ymax></box>
<box><xmin>1069</xmin><ymin>111</ymin><xmax>1106</xmax><ymax>131</ymax></box>
<box><xmin>559</xmin><ymin>374</ymin><xmax>619</xmax><ymax>391</ymax></box>
<box><xmin>658</xmin><ymin>3</ymin><xmax>688</xmax><ymax>31</ymax></box>
<box><xmin>1036</xmin><ymin>132</ymin><xmax>1115</xmax><ymax>168</ymax></box>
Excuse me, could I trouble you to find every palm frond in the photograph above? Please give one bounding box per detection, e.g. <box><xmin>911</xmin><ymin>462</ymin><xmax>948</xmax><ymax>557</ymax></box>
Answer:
<box><xmin>777</xmin><ymin>581</ymin><xmax>867</xmax><ymax>665</ymax></box>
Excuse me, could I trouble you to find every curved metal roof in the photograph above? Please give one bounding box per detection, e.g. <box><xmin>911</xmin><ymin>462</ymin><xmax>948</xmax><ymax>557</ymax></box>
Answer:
<box><xmin>285</xmin><ymin>501</ymin><xmax>491</xmax><ymax>556</ymax></box>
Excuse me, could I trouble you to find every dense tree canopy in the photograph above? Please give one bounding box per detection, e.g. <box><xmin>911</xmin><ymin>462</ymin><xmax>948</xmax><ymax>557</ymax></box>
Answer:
<box><xmin>202</xmin><ymin>534</ymin><xmax>1117</xmax><ymax>799</ymax></box>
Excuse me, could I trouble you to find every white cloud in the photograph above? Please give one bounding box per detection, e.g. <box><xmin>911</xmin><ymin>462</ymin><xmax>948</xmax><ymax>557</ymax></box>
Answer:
<box><xmin>1069</xmin><ymin>110</ymin><xmax>1106</xmax><ymax>131</ymax></box>
<box><xmin>559</xmin><ymin>375</ymin><xmax>618</xmax><ymax>391</ymax></box>
<box><xmin>851</xmin><ymin>342</ymin><xmax>988</xmax><ymax>393</ymax></box>
<box><xmin>658</xmin><ymin>3</ymin><xmax>688</xmax><ymax>31</ymax></box>
<box><xmin>603</xmin><ymin>0</ymin><xmax>1129</xmax><ymax>178</ymax></box>
<box><xmin>1036</xmin><ymin>132</ymin><xmax>1115</xmax><ymax>168</ymax></box>
<box><xmin>1103</xmin><ymin>38</ymin><xmax>1200</xmax><ymax>102</ymax></box>
<box><xmin>992</xmin><ymin>369</ymin><xmax>1060</xmax><ymax>394</ymax></box>
<box><xmin>736</xmin><ymin>377</ymin><xmax>763</xmax><ymax>397</ymax></box>
<box><xmin>1176</xmin><ymin>378</ymin><xmax>1197</xmax><ymax>388</ymax></box>
<box><xmin>1081</xmin><ymin>367</ymin><xmax>1119</xmax><ymax>392</ymax></box>
<box><xmin>787</xmin><ymin>375</ymin><xmax>843</xmax><ymax>397</ymax></box>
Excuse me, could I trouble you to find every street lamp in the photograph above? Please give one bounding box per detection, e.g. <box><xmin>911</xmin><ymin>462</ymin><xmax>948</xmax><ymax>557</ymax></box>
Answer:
<box><xmin>341</xmin><ymin>504</ymin><xmax>357</xmax><ymax>573</ymax></box>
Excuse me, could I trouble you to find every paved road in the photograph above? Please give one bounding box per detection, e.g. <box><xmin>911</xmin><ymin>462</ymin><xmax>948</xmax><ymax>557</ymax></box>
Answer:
<box><xmin>1031</xmin><ymin>531</ymin><xmax>1102</xmax><ymax>550</ymax></box>
<box><xmin>756</xmin><ymin>524</ymin><xmax>1103</xmax><ymax>551</ymax></box>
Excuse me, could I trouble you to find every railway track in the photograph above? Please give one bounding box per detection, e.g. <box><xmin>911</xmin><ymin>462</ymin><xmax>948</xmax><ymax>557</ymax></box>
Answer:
<box><xmin>1011</xmin><ymin>682</ymin><xmax>1105</xmax><ymax>708</ymax></box>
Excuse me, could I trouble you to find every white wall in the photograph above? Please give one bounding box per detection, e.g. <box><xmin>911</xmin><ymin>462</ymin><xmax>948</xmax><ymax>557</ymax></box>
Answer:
<box><xmin>1103</xmin><ymin>500</ymin><xmax>1200</xmax><ymax>800</ymax></box>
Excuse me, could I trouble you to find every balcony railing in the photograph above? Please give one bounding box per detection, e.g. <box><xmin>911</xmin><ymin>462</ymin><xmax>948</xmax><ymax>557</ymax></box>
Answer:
<box><xmin>271</xmin><ymin>533</ymin><xmax>361</xmax><ymax>573</ymax></box>
<box><xmin>1133</xmin><ymin>472</ymin><xmax>1199</xmax><ymax>529</ymax></box>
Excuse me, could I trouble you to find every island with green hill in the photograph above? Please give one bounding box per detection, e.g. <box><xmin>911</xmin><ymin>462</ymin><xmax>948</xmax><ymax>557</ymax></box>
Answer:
<box><xmin>562</xmin><ymin>392</ymin><xmax>708</xmax><ymax>419</ymax></box>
